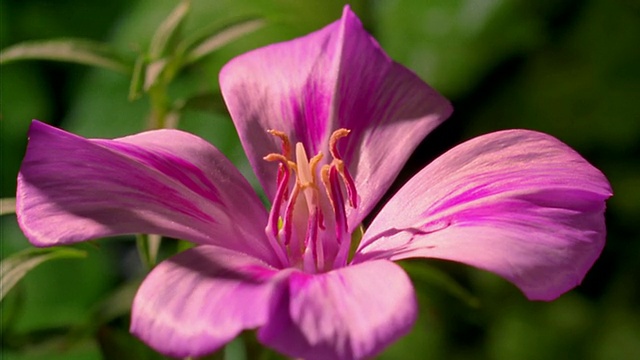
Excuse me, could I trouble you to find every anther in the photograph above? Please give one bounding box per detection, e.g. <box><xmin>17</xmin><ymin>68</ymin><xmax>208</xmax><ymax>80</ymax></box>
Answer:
<box><xmin>329</xmin><ymin>129</ymin><xmax>350</xmax><ymax>160</ymax></box>
<box><xmin>326</xmin><ymin>129</ymin><xmax>358</xmax><ymax>209</ymax></box>
<box><xmin>268</xmin><ymin>129</ymin><xmax>291</xmax><ymax>158</ymax></box>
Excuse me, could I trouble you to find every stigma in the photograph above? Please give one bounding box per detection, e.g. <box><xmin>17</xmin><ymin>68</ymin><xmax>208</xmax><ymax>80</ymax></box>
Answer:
<box><xmin>264</xmin><ymin>129</ymin><xmax>358</xmax><ymax>273</ymax></box>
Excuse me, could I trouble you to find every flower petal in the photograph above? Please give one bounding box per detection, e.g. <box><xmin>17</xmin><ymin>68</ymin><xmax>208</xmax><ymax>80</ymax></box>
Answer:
<box><xmin>131</xmin><ymin>246</ymin><xmax>284</xmax><ymax>358</ymax></box>
<box><xmin>355</xmin><ymin>130</ymin><xmax>612</xmax><ymax>300</ymax></box>
<box><xmin>259</xmin><ymin>260</ymin><xmax>417</xmax><ymax>360</ymax></box>
<box><xmin>220</xmin><ymin>6</ymin><xmax>451</xmax><ymax>228</ymax></box>
<box><xmin>17</xmin><ymin>121</ymin><xmax>279</xmax><ymax>264</ymax></box>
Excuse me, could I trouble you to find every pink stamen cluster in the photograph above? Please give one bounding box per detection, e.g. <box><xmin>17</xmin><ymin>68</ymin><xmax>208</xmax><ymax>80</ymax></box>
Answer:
<box><xmin>264</xmin><ymin>129</ymin><xmax>358</xmax><ymax>272</ymax></box>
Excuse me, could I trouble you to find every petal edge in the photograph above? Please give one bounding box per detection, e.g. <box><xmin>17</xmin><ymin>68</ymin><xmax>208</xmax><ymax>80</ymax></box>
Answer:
<box><xmin>356</xmin><ymin>130</ymin><xmax>611</xmax><ymax>300</ymax></box>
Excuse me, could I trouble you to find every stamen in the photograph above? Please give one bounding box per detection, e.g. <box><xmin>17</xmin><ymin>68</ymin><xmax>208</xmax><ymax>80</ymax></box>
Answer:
<box><xmin>320</xmin><ymin>165</ymin><xmax>334</xmax><ymax>211</ymax></box>
<box><xmin>295</xmin><ymin>142</ymin><xmax>324</xmax><ymax>216</ymax></box>
<box><xmin>282</xmin><ymin>183</ymin><xmax>301</xmax><ymax>246</ymax></box>
<box><xmin>329</xmin><ymin>167</ymin><xmax>347</xmax><ymax>241</ymax></box>
<box><xmin>292</xmin><ymin>142</ymin><xmax>324</xmax><ymax>272</ymax></box>
<box><xmin>266</xmin><ymin>164</ymin><xmax>290</xmax><ymax>238</ymax></box>
<box><xmin>303</xmin><ymin>210</ymin><xmax>324</xmax><ymax>272</ymax></box>
<box><xmin>263</xmin><ymin>128</ymin><xmax>360</xmax><ymax>272</ymax></box>
<box><xmin>309</xmin><ymin>153</ymin><xmax>324</xmax><ymax>182</ymax></box>
<box><xmin>338</xmin><ymin>163</ymin><xmax>358</xmax><ymax>208</ymax></box>
<box><xmin>329</xmin><ymin>129</ymin><xmax>350</xmax><ymax>159</ymax></box>
<box><xmin>267</xmin><ymin>129</ymin><xmax>291</xmax><ymax>158</ymax></box>
<box><xmin>327</xmin><ymin>129</ymin><xmax>358</xmax><ymax>208</ymax></box>
<box><xmin>262</xmin><ymin>132</ymin><xmax>295</xmax><ymax>266</ymax></box>
<box><xmin>330</xmin><ymin>166</ymin><xmax>351</xmax><ymax>268</ymax></box>
<box><xmin>263</xmin><ymin>153</ymin><xmax>296</xmax><ymax>168</ymax></box>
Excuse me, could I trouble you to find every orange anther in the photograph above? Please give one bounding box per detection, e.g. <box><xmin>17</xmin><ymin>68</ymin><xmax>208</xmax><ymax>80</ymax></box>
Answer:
<box><xmin>268</xmin><ymin>129</ymin><xmax>292</xmax><ymax>158</ymax></box>
<box><xmin>329</xmin><ymin>128</ymin><xmax>350</xmax><ymax>159</ymax></box>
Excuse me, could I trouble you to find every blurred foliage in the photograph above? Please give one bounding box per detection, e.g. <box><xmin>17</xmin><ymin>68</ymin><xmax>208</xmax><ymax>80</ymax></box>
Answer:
<box><xmin>1</xmin><ymin>0</ymin><xmax>639</xmax><ymax>359</ymax></box>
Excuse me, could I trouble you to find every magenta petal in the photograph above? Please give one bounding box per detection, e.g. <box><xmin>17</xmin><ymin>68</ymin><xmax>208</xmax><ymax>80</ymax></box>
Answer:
<box><xmin>220</xmin><ymin>6</ymin><xmax>451</xmax><ymax>228</ymax></box>
<box><xmin>259</xmin><ymin>260</ymin><xmax>417</xmax><ymax>360</ymax></box>
<box><xmin>17</xmin><ymin>121</ymin><xmax>278</xmax><ymax>264</ymax></box>
<box><xmin>355</xmin><ymin>130</ymin><xmax>612</xmax><ymax>300</ymax></box>
<box><xmin>220</xmin><ymin>14</ymin><xmax>340</xmax><ymax>198</ymax></box>
<box><xmin>131</xmin><ymin>246</ymin><xmax>284</xmax><ymax>358</ymax></box>
<box><xmin>330</xmin><ymin>9</ymin><xmax>452</xmax><ymax>229</ymax></box>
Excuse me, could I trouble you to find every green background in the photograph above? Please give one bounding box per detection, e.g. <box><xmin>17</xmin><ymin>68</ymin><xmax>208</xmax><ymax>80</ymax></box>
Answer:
<box><xmin>2</xmin><ymin>0</ymin><xmax>639</xmax><ymax>359</ymax></box>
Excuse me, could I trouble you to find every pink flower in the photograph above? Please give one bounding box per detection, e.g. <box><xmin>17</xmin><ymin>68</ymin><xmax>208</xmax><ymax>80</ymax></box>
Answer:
<box><xmin>16</xmin><ymin>6</ymin><xmax>611</xmax><ymax>360</ymax></box>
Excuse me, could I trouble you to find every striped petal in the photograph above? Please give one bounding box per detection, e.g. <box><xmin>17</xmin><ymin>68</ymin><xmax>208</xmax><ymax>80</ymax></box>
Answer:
<box><xmin>355</xmin><ymin>130</ymin><xmax>612</xmax><ymax>300</ymax></box>
<box><xmin>220</xmin><ymin>6</ymin><xmax>451</xmax><ymax>229</ymax></box>
<box><xmin>131</xmin><ymin>246</ymin><xmax>284</xmax><ymax>358</ymax></box>
<box><xmin>259</xmin><ymin>260</ymin><xmax>416</xmax><ymax>360</ymax></box>
<box><xmin>17</xmin><ymin>121</ymin><xmax>279</xmax><ymax>264</ymax></box>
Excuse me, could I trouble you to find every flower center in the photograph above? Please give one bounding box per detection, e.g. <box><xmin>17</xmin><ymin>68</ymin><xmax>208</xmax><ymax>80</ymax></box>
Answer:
<box><xmin>264</xmin><ymin>129</ymin><xmax>358</xmax><ymax>272</ymax></box>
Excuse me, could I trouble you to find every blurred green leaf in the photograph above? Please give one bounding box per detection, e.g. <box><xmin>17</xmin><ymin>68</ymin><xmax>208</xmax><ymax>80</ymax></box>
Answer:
<box><xmin>379</xmin><ymin>306</ymin><xmax>444</xmax><ymax>360</ymax></box>
<box><xmin>1</xmin><ymin>197</ymin><xmax>16</xmax><ymax>215</ymax></box>
<box><xmin>348</xmin><ymin>224</ymin><xmax>364</xmax><ymax>261</ymax></box>
<box><xmin>222</xmin><ymin>336</ymin><xmax>248</xmax><ymax>360</ymax></box>
<box><xmin>467</xmin><ymin>0</ymin><xmax>640</xmax><ymax>151</ymax></box>
<box><xmin>2</xmin><ymin>337</ymin><xmax>102</xmax><ymax>360</ymax></box>
<box><xmin>96</xmin><ymin>325</ymin><xmax>169</xmax><ymax>360</ymax></box>
<box><xmin>0</xmin><ymin>39</ymin><xmax>130</xmax><ymax>73</ymax></box>
<box><xmin>90</xmin><ymin>279</ymin><xmax>141</xmax><ymax>326</ymax></box>
<box><xmin>128</xmin><ymin>56</ymin><xmax>147</xmax><ymax>101</ymax></box>
<box><xmin>0</xmin><ymin>247</ymin><xmax>86</xmax><ymax>301</ymax></box>
<box><xmin>487</xmin><ymin>294</ymin><xmax>595</xmax><ymax>360</ymax></box>
<box><xmin>143</xmin><ymin>58</ymin><xmax>169</xmax><ymax>91</ymax></box>
<box><xmin>401</xmin><ymin>261</ymin><xmax>480</xmax><ymax>308</ymax></box>
<box><xmin>183</xmin><ymin>18</ymin><xmax>265</xmax><ymax>65</ymax></box>
<box><xmin>136</xmin><ymin>234</ymin><xmax>162</xmax><ymax>270</ymax></box>
<box><xmin>179</xmin><ymin>92</ymin><xmax>227</xmax><ymax>114</ymax></box>
<box><xmin>1</xmin><ymin>279</ymin><xmax>24</xmax><ymax>333</ymax></box>
<box><xmin>141</xmin><ymin>0</ymin><xmax>192</xmax><ymax>94</ymax></box>
<box><xmin>374</xmin><ymin>0</ymin><xmax>545</xmax><ymax>97</ymax></box>
<box><xmin>176</xmin><ymin>239</ymin><xmax>196</xmax><ymax>253</ymax></box>
<box><xmin>149</xmin><ymin>0</ymin><xmax>191</xmax><ymax>60</ymax></box>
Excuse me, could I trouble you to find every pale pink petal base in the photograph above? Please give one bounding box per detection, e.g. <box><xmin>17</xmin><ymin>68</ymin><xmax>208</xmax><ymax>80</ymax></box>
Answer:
<box><xmin>356</xmin><ymin>130</ymin><xmax>612</xmax><ymax>300</ymax></box>
<box><xmin>259</xmin><ymin>260</ymin><xmax>417</xmax><ymax>360</ymax></box>
<box><xmin>131</xmin><ymin>246</ymin><xmax>284</xmax><ymax>358</ymax></box>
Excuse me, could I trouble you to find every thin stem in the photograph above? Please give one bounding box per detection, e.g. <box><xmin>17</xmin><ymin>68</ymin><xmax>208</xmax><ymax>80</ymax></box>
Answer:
<box><xmin>148</xmin><ymin>84</ymin><xmax>170</xmax><ymax>129</ymax></box>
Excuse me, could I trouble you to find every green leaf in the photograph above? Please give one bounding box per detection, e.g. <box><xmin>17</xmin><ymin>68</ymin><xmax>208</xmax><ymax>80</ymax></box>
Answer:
<box><xmin>1</xmin><ymin>279</ymin><xmax>24</xmax><ymax>333</ymax></box>
<box><xmin>374</xmin><ymin>0</ymin><xmax>545</xmax><ymax>97</ymax></box>
<box><xmin>401</xmin><ymin>261</ymin><xmax>480</xmax><ymax>308</ymax></box>
<box><xmin>348</xmin><ymin>224</ymin><xmax>364</xmax><ymax>262</ymax></box>
<box><xmin>176</xmin><ymin>239</ymin><xmax>196</xmax><ymax>253</ymax></box>
<box><xmin>179</xmin><ymin>91</ymin><xmax>227</xmax><ymax>114</ymax></box>
<box><xmin>90</xmin><ymin>279</ymin><xmax>141</xmax><ymax>325</ymax></box>
<box><xmin>148</xmin><ymin>0</ymin><xmax>191</xmax><ymax>60</ymax></box>
<box><xmin>128</xmin><ymin>55</ymin><xmax>147</xmax><ymax>101</ymax></box>
<box><xmin>141</xmin><ymin>0</ymin><xmax>191</xmax><ymax>93</ymax></box>
<box><xmin>136</xmin><ymin>234</ymin><xmax>162</xmax><ymax>270</ymax></box>
<box><xmin>183</xmin><ymin>18</ymin><xmax>265</xmax><ymax>65</ymax></box>
<box><xmin>0</xmin><ymin>39</ymin><xmax>130</xmax><ymax>73</ymax></box>
<box><xmin>143</xmin><ymin>58</ymin><xmax>169</xmax><ymax>91</ymax></box>
<box><xmin>0</xmin><ymin>247</ymin><xmax>87</xmax><ymax>301</ymax></box>
<box><xmin>96</xmin><ymin>325</ymin><xmax>170</xmax><ymax>360</ymax></box>
<box><xmin>1</xmin><ymin>197</ymin><xmax>16</xmax><ymax>215</ymax></box>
